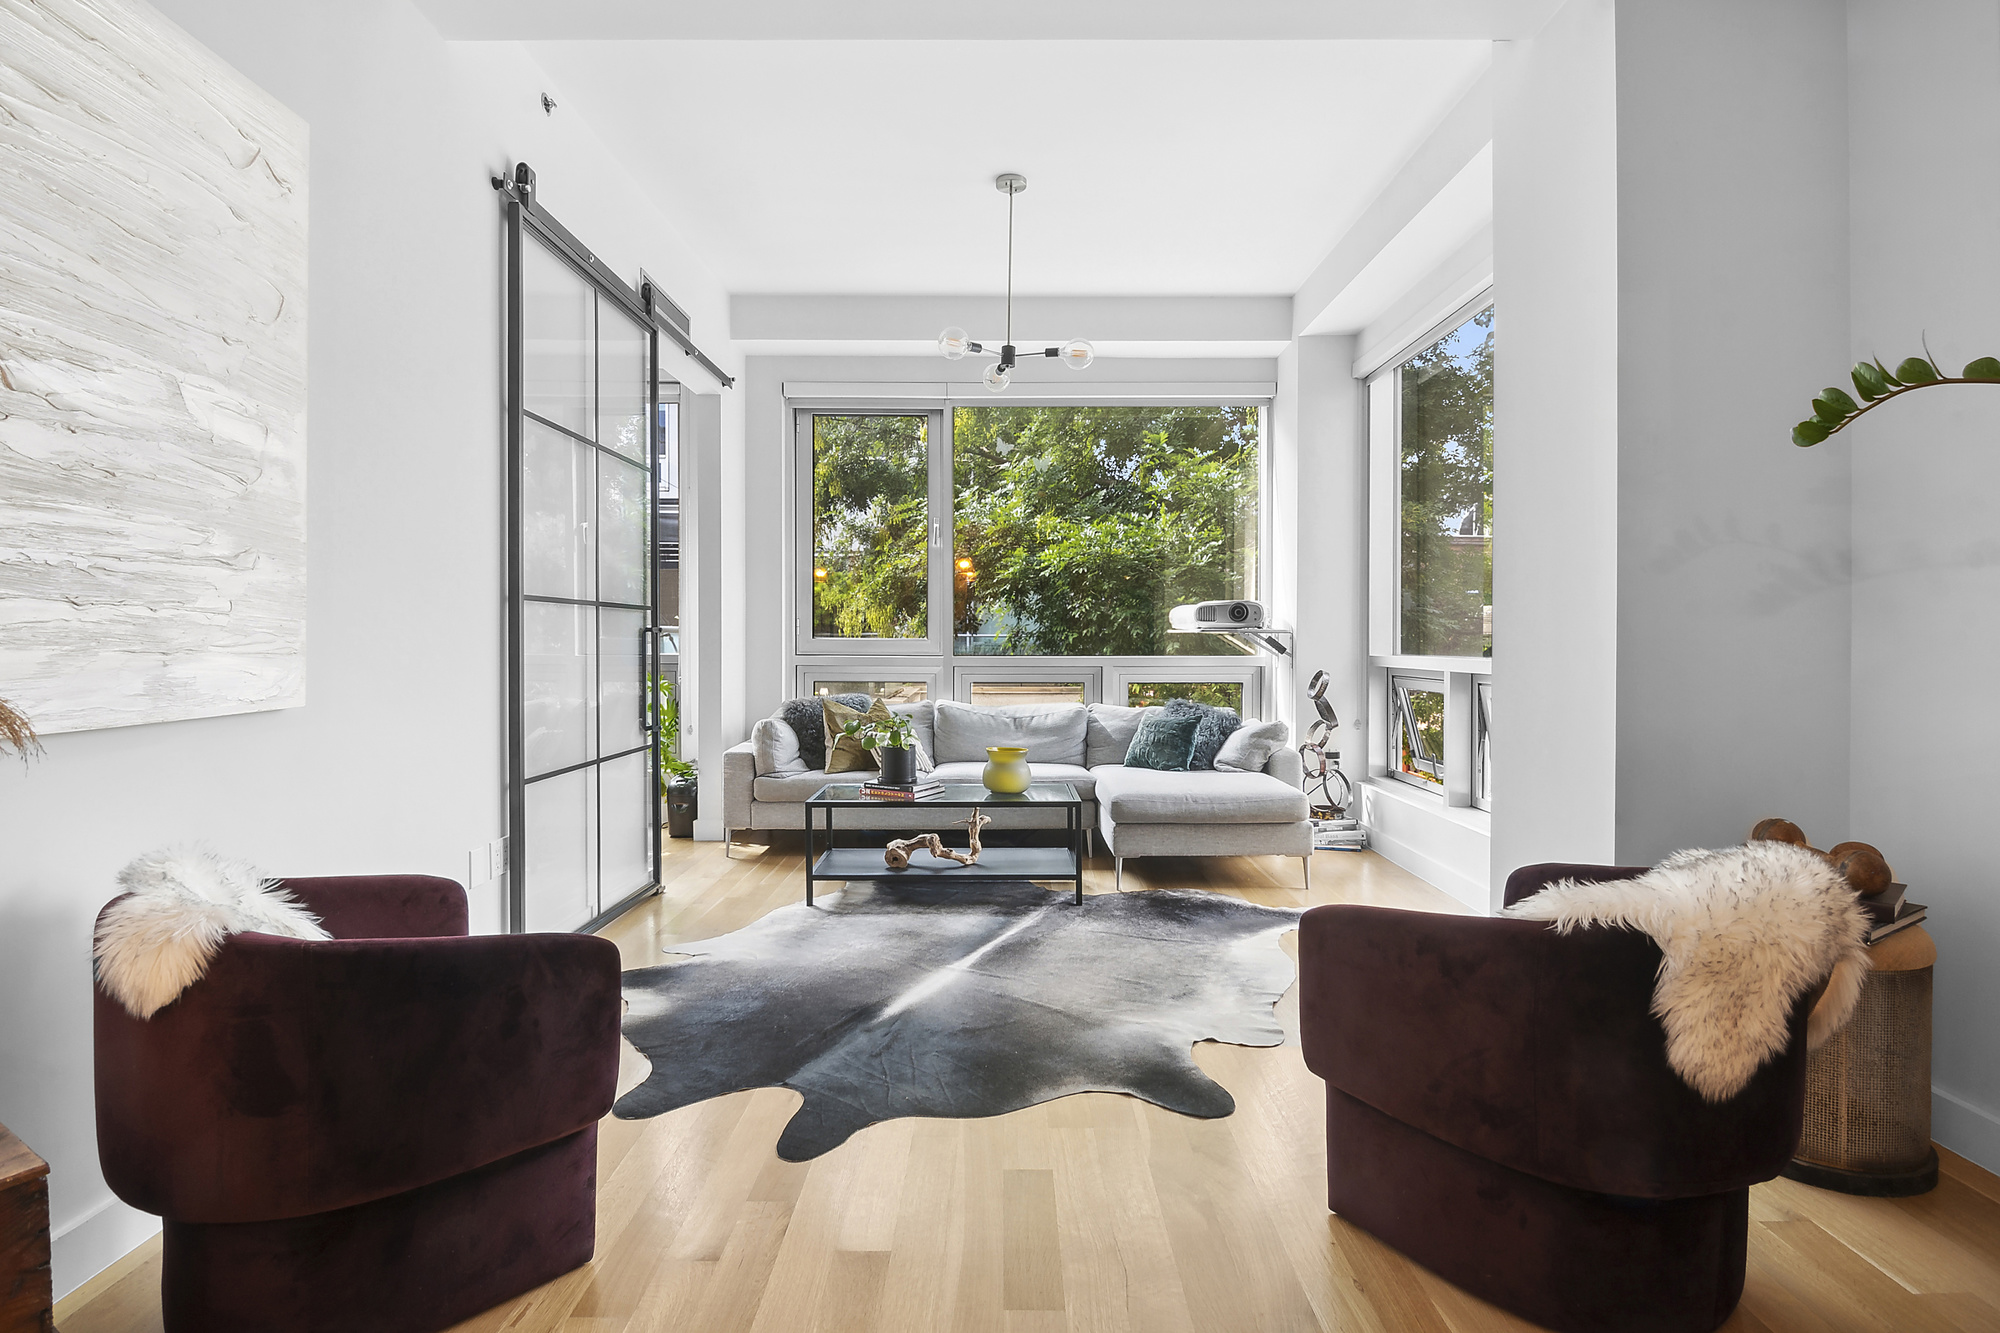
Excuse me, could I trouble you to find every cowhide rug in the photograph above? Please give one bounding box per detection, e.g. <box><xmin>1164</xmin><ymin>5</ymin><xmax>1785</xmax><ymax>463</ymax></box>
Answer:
<box><xmin>615</xmin><ymin>880</ymin><xmax>1302</xmax><ymax>1160</ymax></box>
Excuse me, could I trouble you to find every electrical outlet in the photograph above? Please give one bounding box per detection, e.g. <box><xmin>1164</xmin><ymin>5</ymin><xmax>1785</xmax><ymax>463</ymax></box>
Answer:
<box><xmin>489</xmin><ymin>837</ymin><xmax>509</xmax><ymax>881</ymax></box>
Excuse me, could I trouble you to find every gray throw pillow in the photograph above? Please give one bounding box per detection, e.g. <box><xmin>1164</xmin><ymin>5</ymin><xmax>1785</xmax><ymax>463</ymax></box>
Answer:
<box><xmin>1085</xmin><ymin>703</ymin><xmax>1149</xmax><ymax>767</ymax></box>
<box><xmin>1124</xmin><ymin>710</ymin><xmax>1201</xmax><ymax>772</ymax></box>
<box><xmin>1160</xmin><ymin>698</ymin><xmax>1242</xmax><ymax>770</ymax></box>
<box><xmin>1214</xmin><ymin>719</ymin><xmax>1288</xmax><ymax>773</ymax></box>
<box><xmin>779</xmin><ymin>693</ymin><xmax>868</xmax><ymax>770</ymax></box>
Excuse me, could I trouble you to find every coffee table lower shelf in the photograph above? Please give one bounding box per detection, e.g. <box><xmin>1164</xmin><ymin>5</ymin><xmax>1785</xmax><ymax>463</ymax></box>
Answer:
<box><xmin>807</xmin><ymin>846</ymin><xmax>1082</xmax><ymax>905</ymax></box>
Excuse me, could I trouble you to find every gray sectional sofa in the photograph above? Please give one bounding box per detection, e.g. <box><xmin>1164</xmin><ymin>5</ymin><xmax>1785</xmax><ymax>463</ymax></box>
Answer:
<box><xmin>722</xmin><ymin>699</ymin><xmax>1312</xmax><ymax>888</ymax></box>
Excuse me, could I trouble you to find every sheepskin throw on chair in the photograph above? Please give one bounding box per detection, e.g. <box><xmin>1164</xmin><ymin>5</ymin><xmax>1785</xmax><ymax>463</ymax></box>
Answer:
<box><xmin>95</xmin><ymin>847</ymin><xmax>328</xmax><ymax>1019</ymax></box>
<box><xmin>1504</xmin><ymin>840</ymin><xmax>1871</xmax><ymax>1101</ymax></box>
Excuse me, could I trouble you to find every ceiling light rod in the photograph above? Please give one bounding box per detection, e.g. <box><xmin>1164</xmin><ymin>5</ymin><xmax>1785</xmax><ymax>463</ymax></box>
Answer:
<box><xmin>938</xmin><ymin>173</ymin><xmax>1094</xmax><ymax>393</ymax></box>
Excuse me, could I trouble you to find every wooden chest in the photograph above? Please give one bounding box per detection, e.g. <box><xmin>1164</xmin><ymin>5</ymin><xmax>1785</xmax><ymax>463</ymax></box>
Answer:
<box><xmin>0</xmin><ymin>1121</ymin><xmax>52</xmax><ymax>1333</ymax></box>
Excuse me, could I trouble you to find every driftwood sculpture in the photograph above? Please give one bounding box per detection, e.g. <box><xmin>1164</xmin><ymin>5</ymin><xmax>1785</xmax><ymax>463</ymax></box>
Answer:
<box><xmin>884</xmin><ymin>811</ymin><xmax>992</xmax><ymax>870</ymax></box>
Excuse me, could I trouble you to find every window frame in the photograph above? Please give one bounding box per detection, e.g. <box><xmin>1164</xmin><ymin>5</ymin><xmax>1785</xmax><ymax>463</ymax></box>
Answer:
<box><xmin>1473</xmin><ymin>677</ymin><xmax>1493</xmax><ymax>811</ymax></box>
<box><xmin>1366</xmin><ymin>291</ymin><xmax>1494</xmax><ymax>807</ymax></box>
<box><xmin>789</xmin><ymin>393</ymin><xmax>1278</xmax><ymax>719</ymax></box>
<box><xmin>793</xmin><ymin>406</ymin><xmax>950</xmax><ymax>658</ymax></box>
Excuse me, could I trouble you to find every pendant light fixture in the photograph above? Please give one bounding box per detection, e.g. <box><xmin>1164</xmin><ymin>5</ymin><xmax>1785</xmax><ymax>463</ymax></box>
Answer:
<box><xmin>937</xmin><ymin>173</ymin><xmax>1093</xmax><ymax>392</ymax></box>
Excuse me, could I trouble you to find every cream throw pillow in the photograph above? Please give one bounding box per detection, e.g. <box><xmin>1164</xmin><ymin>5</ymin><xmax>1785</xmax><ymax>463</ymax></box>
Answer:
<box><xmin>823</xmin><ymin>696</ymin><xmax>893</xmax><ymax>774</ymax></box>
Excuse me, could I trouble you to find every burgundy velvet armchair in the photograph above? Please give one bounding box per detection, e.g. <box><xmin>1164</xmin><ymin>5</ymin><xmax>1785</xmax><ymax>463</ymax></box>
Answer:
<box><xmin>94</xmin><ymin>875</ymin><xmax>622</xmax><ymax>1333</ymax></box>
<box><xmin>1299</xmin><ymin>863</ymin><xmax>1821</xmax><ymax>1333</ymax></box>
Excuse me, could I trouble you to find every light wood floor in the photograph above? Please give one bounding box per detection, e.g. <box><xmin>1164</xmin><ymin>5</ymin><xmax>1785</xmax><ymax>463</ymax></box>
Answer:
<box><xmin>60</xmin><ymin>838</ymin><xmax>2000</xmax><ymax>1333</ymax></box>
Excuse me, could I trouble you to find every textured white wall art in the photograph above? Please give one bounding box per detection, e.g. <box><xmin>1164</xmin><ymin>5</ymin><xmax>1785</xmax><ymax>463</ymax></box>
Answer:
<box><xmin>0</xmin><ymin>0</ymin><xmax>307</xmax><ymax>734</ymax></box>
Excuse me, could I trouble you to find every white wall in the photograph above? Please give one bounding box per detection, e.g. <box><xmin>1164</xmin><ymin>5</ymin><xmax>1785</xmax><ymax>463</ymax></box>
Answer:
<box><xmin>1846</xmin><ymin>0</ymin><xmax>2000</xmax><ymax>1168</ymax></box>
<box><xmin>0</xmin><ymin>0</ymin><xmax>738</xmax><ymax>1298</ymax></box>
<box><xmin>1489</xmin><ymin>0</ymin><xmax>1622</xmax><ymax>886</ymax></box>
<box><xmin>1611</xmin><ymin>0</ymin><xmax>1851</xmax><ymax>863</ymax></box>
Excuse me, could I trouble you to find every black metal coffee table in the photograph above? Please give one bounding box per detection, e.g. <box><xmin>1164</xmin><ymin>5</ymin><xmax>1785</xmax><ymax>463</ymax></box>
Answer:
<box><xmin>803</xmin><ymin>781</ymin><xmax>1085</xmax><ymax>906</ymax></box>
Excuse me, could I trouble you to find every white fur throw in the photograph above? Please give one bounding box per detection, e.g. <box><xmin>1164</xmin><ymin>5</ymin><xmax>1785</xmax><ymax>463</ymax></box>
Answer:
<box><xmin>95</xmin><ymin>847</ymin><xmax>329</xmax><ymax>1019</ymax></box>
<box><xmin>1503</xmin><ymin>842</ymin><xmax>1871</xmax><ymax>1102</ymax></box>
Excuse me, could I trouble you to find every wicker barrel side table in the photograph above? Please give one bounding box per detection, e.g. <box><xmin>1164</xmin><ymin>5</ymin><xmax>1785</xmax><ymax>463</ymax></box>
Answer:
<box><xmin>1782</xmin><ymin>925</ymin><xmax>1938</xmax><ymax>1196</ymax></box>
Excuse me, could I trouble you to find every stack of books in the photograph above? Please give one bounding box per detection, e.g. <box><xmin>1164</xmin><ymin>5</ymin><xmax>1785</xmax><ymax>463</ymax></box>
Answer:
<box><xmin>1863</xmin><ymin>882</ymin><xmax>1927</xmax><ymax>944</ymax></box>
<box><xmin>860</xmin><ymin>778</ymin><xmax>945</xmax><ymax>802</ymax></box>
<box><xmin>1312</xmin><ymin>818</ymin><xmax>1368</xmax><ymax>851</ymax></box>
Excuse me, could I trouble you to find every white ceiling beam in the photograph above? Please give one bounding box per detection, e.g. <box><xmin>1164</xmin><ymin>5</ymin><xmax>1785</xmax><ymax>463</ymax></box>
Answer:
<box><xmin>1291</xmin><ymin>65</ymin><xmax>1494</xmax><ymax>337</ymax></box>
<box><xmin>416</xmin><ymin>0</ymin><xmax>1565</xmax><ymax>41</ymax></box>
<box><xmin>731</xmin><ymin>294</ymin><xmax>1293</xmax><ymax>347</ymax></box>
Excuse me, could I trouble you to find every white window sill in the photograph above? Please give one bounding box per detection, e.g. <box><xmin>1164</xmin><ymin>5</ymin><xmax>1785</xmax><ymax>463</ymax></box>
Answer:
<box><xmin>1369</xmin><ymin>654</ymin><xmax>1493</xmax><ymax>676</ymax></box>
<box><xmin>1361</xmin><ymin>775</ymin><xmax>1491</xmax><ymax>835</ymax></box>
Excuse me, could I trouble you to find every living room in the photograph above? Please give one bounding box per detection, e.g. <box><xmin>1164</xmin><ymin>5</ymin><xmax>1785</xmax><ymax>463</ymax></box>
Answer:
<box><xmin>3</xmin><ymin>1</ymin><xmax>1998</xmax><ymax>1331</ymax></box>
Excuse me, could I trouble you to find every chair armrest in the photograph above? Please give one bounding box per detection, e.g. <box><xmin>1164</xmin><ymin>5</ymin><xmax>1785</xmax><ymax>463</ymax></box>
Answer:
<box><xmin>96</xmin><ymin>928</ymin><xmax>620</xmax><ymax>1223</ymax></box>
<box><xmin>279</xmin><ymin>874</ymin><xmax>468</xmax><ymax>939</ymax></box>
<box><xmin>1262</xmin><ymin>743</ymin><xmax>1303</xmax><ymax>788</ymax></box>
<box><xmin>1299</xmin><ymin>903</ymin><xmax>1813</xmax><ymax>1198</ymax></box>
<box><xmin>1502</xmin><ymin>861</ymin><xmax>1650</xmax><ymax>908</ymax></box>
<box><xmin>724</xmin><ymin>739</ymin><xmax>758</xmax><ymax>830</ymax></box>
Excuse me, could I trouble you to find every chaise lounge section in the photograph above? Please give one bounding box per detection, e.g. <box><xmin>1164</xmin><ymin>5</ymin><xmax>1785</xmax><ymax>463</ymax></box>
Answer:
<box><xmin>723</xmin><ymin>699</ymin><xmax>1312</xmax><ymax>886</ymax></box>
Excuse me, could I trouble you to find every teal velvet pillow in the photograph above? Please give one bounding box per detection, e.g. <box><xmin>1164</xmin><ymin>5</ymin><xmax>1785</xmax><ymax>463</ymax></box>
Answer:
<box><xmin>1124</xmin><ymin>710</ymin><xmax>1201</xmax><ymax>771</ymax></box>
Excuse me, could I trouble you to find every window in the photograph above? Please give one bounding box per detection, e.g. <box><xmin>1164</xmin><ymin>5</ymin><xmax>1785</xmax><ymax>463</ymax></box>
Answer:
<box><xmin>1395</xmin><ymin>307</ymin><xmax>1491</xmax><ymax>657</ymax></box>
<box><xmin>952</xmin><ymin>405</ymin><xmax>1259</xmax><ymax>657</ymax></box>
<box><xmin>1390</xmin><ymin>675</ymin><xmax>1445</xmax><ymax>790</ymax></box>
<box><xmin>1367</xmin><ymin>297</ymin><xmax>1494</xmax><ymax>807</ymax></box>
<box><xmin>1473</xmin><ymin>678</ymin><xmax>1492</xmax><ymax>810</ymax></box>
<box><xmin>1126</xmin><ymin>680</ymin><xmax>1245</xmax><ymax>711</ymax></box>
<box><xmin>794</xmin><ymin>397</ymin><xmax>1274</xmax><ymax>719</ymax></box>
<box><xmin>812</xmin><ymin>679</ymin><xmax>929</xmax><ymax>703</ymax></box>
<box><xmin>802</xmin><ymin>412</ymin><xmax>942</xmax><ymax>651</ymax></box>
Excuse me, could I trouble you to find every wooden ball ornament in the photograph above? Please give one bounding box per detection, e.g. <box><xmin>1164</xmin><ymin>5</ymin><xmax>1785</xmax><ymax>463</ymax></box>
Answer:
<box><xmin>1831</xmin><ymin>846</ymin><xmax>1893</xmax><ymax>897</ymax></box>
<box><xmin>1749</xmin><ymin>817</ymin><xmax>1808</xmax><ymax>847</ymax></box>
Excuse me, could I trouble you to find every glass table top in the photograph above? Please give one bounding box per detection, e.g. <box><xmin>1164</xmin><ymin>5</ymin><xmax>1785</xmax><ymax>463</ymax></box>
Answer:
<box><xmin>807</xmin><ymin>781</ymin><xmax>1081</xmax><ymax>806</ymax></box>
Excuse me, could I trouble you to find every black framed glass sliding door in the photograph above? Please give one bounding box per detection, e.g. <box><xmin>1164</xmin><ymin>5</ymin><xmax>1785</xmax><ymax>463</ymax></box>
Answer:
<box><xmin>505</xmin><ymin>193</ymin><xmax>660</xmax><ymax>934</ymax></box>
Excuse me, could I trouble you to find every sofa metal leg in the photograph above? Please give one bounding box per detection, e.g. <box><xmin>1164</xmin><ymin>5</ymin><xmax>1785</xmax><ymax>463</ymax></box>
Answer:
<box><xmin>1114</xmin><ymin>857</ymin><xmax>1124</xmax><ymax>891</ymax></box>
<box><xmin>723</xmin><ymin>830</ymin><xmax>733</xmax><ymax>860</ymax></box>
<box><xmin>1086</xmin><ymin>828</ymin><xmax>1095</xmax><ymax>858</ymax></box>
<box><xmin>1302</xmin><ymin>853</ymin><xmax>1312</xmax><ymax>892</ymax></box>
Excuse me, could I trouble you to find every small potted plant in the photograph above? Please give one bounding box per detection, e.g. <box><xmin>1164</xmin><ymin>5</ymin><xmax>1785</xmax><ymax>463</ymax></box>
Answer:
<box><xmin>656</xmin><ymin>675</ymin><xmax>698</xmax><ymax>838</ymax></box>
<box><xmin>839</xmin><ymin>713</ymin><xmax>919</xmax><ymax>785</ymax></box>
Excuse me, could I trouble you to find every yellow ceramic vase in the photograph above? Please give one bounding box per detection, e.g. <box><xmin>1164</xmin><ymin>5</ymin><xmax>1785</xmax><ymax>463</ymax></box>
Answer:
<box><xmin>982</xmin><ymin>746</ymin><xmax>1031</xmax><ymax>794</ymax></box>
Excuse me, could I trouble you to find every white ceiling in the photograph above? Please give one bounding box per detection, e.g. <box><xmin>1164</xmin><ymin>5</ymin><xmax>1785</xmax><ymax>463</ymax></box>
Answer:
<box><xmin>524</xmin><ymin>39</ymin><xmax>1492</xmax><ymax>298</ymax></box>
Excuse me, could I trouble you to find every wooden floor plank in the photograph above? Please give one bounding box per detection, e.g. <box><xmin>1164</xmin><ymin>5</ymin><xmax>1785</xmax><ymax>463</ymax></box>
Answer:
<box><xmin>58</xmin><ymin>839</ymin><xmax>2000</xmax><ymax>1333</ymax></box>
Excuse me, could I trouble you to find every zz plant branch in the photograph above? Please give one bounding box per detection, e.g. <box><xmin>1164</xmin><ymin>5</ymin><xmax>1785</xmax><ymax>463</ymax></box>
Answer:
<box><xmin>1793</xmin><ymin>351</ymin><xmax>2000</xmax><ymax>446</ymax></box>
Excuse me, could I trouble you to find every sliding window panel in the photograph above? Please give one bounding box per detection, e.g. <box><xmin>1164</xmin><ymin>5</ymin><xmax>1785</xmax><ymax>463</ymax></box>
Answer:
<box><xmin>599</xmin><ymin>303</ymin><xmax>650</xmax><ymax>462</ymax></box>
<box><xmin>598</xmin><ymin>607</ymin><xmax>648</xmax><ymax>758</ymax></box>
<box><xmin>523</xmin><ymin>767</ymin><xmax>595</xmax><ymax>933</ymax></box>
<box><xmin>521</xmin><ymin>240</ymin><xmax>593</xmax><ymax>439</ymax></box>
<box><xmin>598</xmin><ymin>453</ymin><xmax>650</xmax><ymax>609</ymax></box>
<box><xmin>523</xmin><ymin>601</ymin><xmax>597</xmax><ymax>778</ymax></box>
<box><xmin>522</xmin><ymin>418</ymin><xmax>594</xmax><ymax>601</ymax></box>
<box><xmin>598</xmin><ymin>750</ymin><xmax>652</xmax><ymax>914</ymax></box>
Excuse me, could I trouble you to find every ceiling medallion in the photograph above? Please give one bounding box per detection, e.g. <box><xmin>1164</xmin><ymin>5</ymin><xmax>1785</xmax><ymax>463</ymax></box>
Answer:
<box><xmin>937</xmin><ymin>173</ymin><xmax>1094</xmax><ymax>392</ymax></box>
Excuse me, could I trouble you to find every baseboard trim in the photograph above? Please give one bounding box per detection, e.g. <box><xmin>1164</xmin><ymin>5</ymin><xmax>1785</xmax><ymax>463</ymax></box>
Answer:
<box><xmin>51</xmin><ymin>1197</ymin><xmax>159</xmax><ymax>1309</ymax></box>
<box><xmin>1361</xmin><ymin>821</ymin><xmax>1489</xmax><ymax>913</ymax></box>
<box><xmin>1933</xmin><ymin>1084</ymin><xmax>2000</xmax><ymax>1177</ymax></box>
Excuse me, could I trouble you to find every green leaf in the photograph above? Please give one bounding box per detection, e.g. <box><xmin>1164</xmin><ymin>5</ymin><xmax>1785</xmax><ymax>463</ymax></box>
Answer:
<box><xmin>1963</xmin><ymin>356</ymin><xmax>2000</xmax><ymax>380</ymax></box>
<box><xmin>1895</xmin><ymin>356</ymin><xmax>1940</xmax><ymax>384</ymax></box>
<box><xmin>1851</xmin><ymin>362</ymin><xmax>1889</xmax><ymax>400</ymax></box>
<box><xmin>1793</xmin><ymin>419</ymin><xmax>1831</xmax><ymax>447</ymax></box>
<box><xmin>1874</xmin><ymin>358</ymin><xmax>1903</xmax><ymax>388</ymax></box>
<box><xmin>1817</xmin><ymin>387</ymin><xmax>1860</xmax><ymax>415</ymax></box>
<box><xmin>1813</xmin><ymin>397</ymin><xmax>1848</xmax><ymax>425</ymax></box>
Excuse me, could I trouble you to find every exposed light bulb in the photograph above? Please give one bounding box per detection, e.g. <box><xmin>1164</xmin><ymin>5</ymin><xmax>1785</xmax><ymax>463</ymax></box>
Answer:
<box><xmin>1059</xmin><ymin>339</ymin><xmax>1095</xmax><ymax>370</ymax></box>
<box><xmin>938</xmin><ymin>327</ymin><xmax>970</xmax><ymax>360</ymax></box>
<box><xmin>983</xmin><ymin>363</ymin><xmax>1011</xmax><ymax>393</ymax></box>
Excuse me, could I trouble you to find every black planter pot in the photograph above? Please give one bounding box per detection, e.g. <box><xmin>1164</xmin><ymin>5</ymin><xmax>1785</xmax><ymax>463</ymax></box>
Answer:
<box><xmin>877</xmin><ymin>745</ymin><xmax>915</xmax><ymax>786</ymax></box>
<box><xmin>665</xmin><ymin>779</ymin><xmax>697</xmax><ymax>838</ymax></box>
